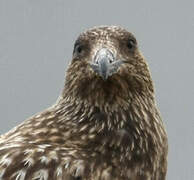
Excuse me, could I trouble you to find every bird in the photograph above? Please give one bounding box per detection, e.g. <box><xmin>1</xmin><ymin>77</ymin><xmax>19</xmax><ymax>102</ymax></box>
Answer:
<box><xmin>0</xmin><ymin>26</ymin><xmax>168</xmax><ymax>180</ymax></box>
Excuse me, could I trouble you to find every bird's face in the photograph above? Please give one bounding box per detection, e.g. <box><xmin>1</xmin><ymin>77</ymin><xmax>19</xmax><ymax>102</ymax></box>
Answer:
<box><xmin>72</xmin><ymin>26</ymin><xmax>138</xmax><ymax>81</ymax></box>
<box><xmin>65</xmin><ymin>26</ymin><xmax>153</xmax><ymax>103</ymax></box>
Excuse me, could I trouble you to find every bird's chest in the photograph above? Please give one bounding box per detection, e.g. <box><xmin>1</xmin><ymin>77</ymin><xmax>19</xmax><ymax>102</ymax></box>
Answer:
<box><xmin>61</xmin><ymin>105</ymin><xmax>162</xmax><ymax>179</ymax></box>
<box><xmin>61</xmin><ymin>130</ymin><xmax>158</xmax><ymax>180</ymax></box>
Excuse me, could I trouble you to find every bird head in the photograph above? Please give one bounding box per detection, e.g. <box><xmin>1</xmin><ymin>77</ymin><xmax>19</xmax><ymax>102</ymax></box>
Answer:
<box><xmin>64</xmin><ymin>26</ymin><xmax>154</xmax><ymax>105</ymax></box>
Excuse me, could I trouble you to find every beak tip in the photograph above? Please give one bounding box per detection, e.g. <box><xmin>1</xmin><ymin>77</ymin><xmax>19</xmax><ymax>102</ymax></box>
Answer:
<box><xmin>102</xmin><ymin>75</ymin><xmax>108</xmax><ymax>81</ymax></box>
<box><xmin>90</xmin><ymin>48</ymin><xmax>124</xmax><ymax>80</ymax></box>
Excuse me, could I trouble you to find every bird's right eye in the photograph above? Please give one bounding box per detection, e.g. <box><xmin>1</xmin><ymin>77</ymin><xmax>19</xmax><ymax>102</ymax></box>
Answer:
<box><xmin>75</xmin><ymin>44</ymin><xmax>83</xmax><ymax>54</ymax></box>
<box><xmin>73</xmin><ymin>42</ymin><xmax>85</xmax><ymax>56</ymax></box>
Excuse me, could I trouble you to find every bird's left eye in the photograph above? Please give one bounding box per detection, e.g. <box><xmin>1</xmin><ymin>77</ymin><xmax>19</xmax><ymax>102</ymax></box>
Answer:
<box><xmin>127</xmin><ymin>39</ymin><xmax>136</xmax><ymax>50</ymax></box>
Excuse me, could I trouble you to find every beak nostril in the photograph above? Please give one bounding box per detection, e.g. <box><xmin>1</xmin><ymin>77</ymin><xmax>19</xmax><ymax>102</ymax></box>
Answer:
<box><xmin>90</xmin><ymin>48</ymin><xmax>123</xmax><ymax>80</ymax></box>
<box><xmin>109</xmin><ymin>59</ymin><xmax>113</xmax><ymax>63</ymax></box>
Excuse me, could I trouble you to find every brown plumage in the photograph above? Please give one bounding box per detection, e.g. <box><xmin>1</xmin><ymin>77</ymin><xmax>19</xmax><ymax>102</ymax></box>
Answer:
<box><xmin>0</xmin><ymin>26</ymin><xmax>168</xmax><ymax>180</ymax></box>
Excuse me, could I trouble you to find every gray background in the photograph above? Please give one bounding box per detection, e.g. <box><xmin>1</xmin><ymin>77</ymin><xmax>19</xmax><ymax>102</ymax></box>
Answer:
<box><xmin>0</xmin><ymin>0</ymin><xmax>193</xmax><ymax>179</ymax></box>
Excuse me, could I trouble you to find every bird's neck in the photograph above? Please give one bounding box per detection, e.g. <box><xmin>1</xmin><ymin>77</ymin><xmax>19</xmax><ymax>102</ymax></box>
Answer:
<box><xmin>56</xmin><ymin>90</ymin><xmax>158</xmax><ymax>132</ymax></box>
<box><xmin>54</xmin><ymin>92</ymin><xmax>166</xmax><ymax>158</ymax></box>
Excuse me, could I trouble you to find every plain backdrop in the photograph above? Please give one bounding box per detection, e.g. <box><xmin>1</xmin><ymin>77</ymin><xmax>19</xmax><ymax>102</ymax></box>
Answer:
<box><xmin>0</xmin><ymin>0</ymin><xmax>193</xmax><ymax>179</ymax></box>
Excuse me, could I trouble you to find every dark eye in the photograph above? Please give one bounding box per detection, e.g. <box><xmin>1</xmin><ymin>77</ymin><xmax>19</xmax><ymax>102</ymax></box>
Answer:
<box><xmin>76</xmin><ymin>45</ymin><xmax>83</xmax><ymax>54</ymax></box>
<box><xmin>74</xmin><ymin>42</ymin><xmax>84</xmax><ymax>56</ymax></box>
<box><xmin>127</xmin><ymin>39</ymin><xmax>136</xmax><ymax>50</ymax></box>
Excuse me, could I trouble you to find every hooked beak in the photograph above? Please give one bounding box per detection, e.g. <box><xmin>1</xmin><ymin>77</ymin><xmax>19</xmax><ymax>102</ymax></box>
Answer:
<box><xmin>90</xmin><ymin>48</ymin><xmax>123</xmax><ymax>80</ymax></box>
